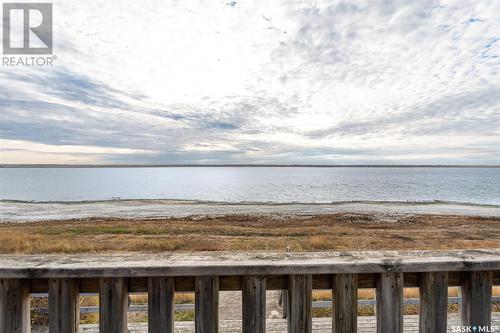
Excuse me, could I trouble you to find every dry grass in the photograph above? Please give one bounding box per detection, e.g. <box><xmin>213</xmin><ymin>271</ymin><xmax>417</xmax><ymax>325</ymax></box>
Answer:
<box><xmin>130</xmin><ymin>294</ymin><xmax>148</xmax><ymax>304</ymax></box>
<box><xmin>31</xmin><ymin>292</ymin><xmax>198</xmax><ymax>326</ymax></box>
<box><xmin>175</xmin><ymin>293</ymin><xmax>195</xmax><ymax>304</ymax></box>
<box><xmin>312</xmin><ymin>288</ymin><xmax>500</xmax><ymax>318</ymax></box>
<box><xmin>1</xmin><ymin>213</ymin><xmax>499</xmax><ymax>253</ymax></box>
<box><xmin>313</xmin><ymin>287</ymin><xmax>496</xmax><ymax>301</ymax></box>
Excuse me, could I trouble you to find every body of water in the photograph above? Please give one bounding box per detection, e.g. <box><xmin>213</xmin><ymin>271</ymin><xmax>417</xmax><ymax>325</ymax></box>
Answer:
<box><xmin>1</xmin><ymin>167</ymin><xmax>499</xmax><ymax>205</ymax></box>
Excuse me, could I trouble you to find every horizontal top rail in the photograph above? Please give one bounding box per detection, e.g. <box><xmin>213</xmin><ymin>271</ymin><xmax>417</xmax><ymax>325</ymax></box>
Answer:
<box><xmin>0</xmin><ymin>249</ymin><xmax>499</xmax><ymax>278</ymax></box>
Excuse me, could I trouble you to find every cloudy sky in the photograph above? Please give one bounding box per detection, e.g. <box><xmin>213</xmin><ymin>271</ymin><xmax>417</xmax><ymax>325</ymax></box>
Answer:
<box><xmin>1</xmin><ymin>0</ymin><xmax>499</xmax><ymax>164</ymax></box>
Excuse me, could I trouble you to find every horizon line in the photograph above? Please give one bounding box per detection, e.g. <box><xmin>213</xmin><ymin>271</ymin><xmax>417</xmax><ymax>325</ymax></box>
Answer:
<box><xmin>1</xmin><ymin>163</ymin><xmax>500</xmax><ymax>168</ymax></box>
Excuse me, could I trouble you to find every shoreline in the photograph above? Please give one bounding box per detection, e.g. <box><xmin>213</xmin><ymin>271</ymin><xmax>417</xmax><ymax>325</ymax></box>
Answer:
<box><xmin>4</xmin><ymin>164</ymin><xmax>500</xmax><ymax>168</ymax></box>
<box><xmin>2</xmin><ymin>199</ymin><xmax>500</xmax><ymax>222</ymax></box>
<box><xmin>3</xmin><ymin>198</ymin><xmax>500</xmax><ymax>206</ymax></box>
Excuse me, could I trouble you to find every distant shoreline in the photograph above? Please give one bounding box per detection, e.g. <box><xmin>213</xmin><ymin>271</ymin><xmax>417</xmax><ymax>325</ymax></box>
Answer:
<box><xmin>2</xmin><ymin>164</ymin><xmax>500</xmax><ymax>168</ymax></box>
<box><xmin>2</xmin><ymin>198</ymin><xmax>500</xmax><ymax>207</ymax></box>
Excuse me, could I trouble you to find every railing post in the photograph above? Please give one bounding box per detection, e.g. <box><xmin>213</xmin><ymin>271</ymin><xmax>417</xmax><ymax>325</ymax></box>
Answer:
<box><xmin>99</xmin><ymin>277</ymin><xmax>128</xmax><ymax>333</ymax></box>
<box><xmin>0</xmin><ymin>278</ymin><xmax>30</xmax><ymax>333</ymax></box>
<box><xmin>242</xmin><ymin>276</ymin><xmax>266</xmax><ymax>333</ymax></box>
<box><xmin>195</xmin><ymin>276</ymin><xmax>219</xmax><ymax>333</ymax></box>
<box><xmin>419</xmin><ymin>271</ymin><xmax>448</xmax><ymax>333</ymax></box>
<box><xmin>461</xmin><ymin>271</ymin><xmax>492</xmax><ymax>328</ymax></box>
<box><xmin>148</xmin><ymin>277</ymin><xmax>174</xmax><ymax>333</ymax></box>
<box><xmin>287</xmin><ymin>274</ymin><xmax>312</xmax><ymax>333</ymax></box>
<box><xmin>49</xmin><ymin>278</ymin><xmax>80</xmax><ymax>333</ymax></box>
<box><xmin>376</xmin><ymin>272</ymin><xmax>403</xmax><ymax>333</ymax></box>
<box><xmin>333</xmin><ymin>273</ymin><xmax>358</xmax><ymax>333</ymax></box>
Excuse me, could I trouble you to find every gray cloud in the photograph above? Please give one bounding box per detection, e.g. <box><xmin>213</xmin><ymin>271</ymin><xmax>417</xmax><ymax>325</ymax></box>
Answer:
<box><xmin>2</xmin><ymin>69</ymin><xmax>145</xmax><ymax>109</ymax></box>
<box><xmin>306</xmin><ymin>87</ymin><xmax>500</xmax><ymax>138</ymax></box>
<box><xmin>1</xmin><ymin>0</ymin><xmax>499</xmax><ymax>164</ymax></box>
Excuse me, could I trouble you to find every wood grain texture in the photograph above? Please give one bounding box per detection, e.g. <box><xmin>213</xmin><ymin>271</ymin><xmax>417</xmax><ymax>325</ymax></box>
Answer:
<box><xmin>0</xmin><ymin>278</ymin><xmax>30</xmax><ymax>333</ymax></box>
<box><xmin>281</xmin><ymin>291</ymin><xmax>288</xmax><ymax>318</ymax></box>
<box><xmin>29</xmin><ymin>271</ymin><xmax>496</xmax><ymax>293</ymax></box>
<box><xmin>287</xmin><ymin>275</ymin><xmax>312</xmax><ymax>333</ymax></box>
<box><xmin>419</xmin><ymin>272</ymin><xmax>448</xmax><ymax>333</ymax></box>
<box><xmin>195</xmin><ymin>276</ymin><xmax>219</xmax><ymax>333</ymax></box>
<box><xmin>1</xmin><ymin>250</ymin><xmax>499</xmax><ymax>278</ymax></box>
<box><xmin>49</xmin><ymin>278</ymin><xmax>79</xmax><ymax>333</ymax></box>
<box><xmin>376</xmin><ymin>272</ymin><xmax>403</xmax><ymax>333</ymax></box>
<box><xmin>99</xmin><ymin>277</ymin><xmax>128</xmax><ymax>333</ymax></box>
<box><xmin>462</xmin><ymin>271</ymin><xmax>493</xmax><ymax>327</ymax></box>
<box><xmin>242</xmin><ymin>276</ymin><xmax>266</xmax><ymax>333</ymax></box>
<box><xmin>148</xmin><ymin>277</ymin><xmax>174</xmax><ymax>333</ymax></box>
<box><xmin>334</xmin><ymin>273</ymin><xmax>358</xmax><ymax>333</ymax></box>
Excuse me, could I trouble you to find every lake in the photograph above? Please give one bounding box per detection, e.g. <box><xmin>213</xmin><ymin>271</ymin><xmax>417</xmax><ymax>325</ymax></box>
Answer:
<box><xmin>1</xmin><ymin>167</ymin><xmax>499</xmax><ymax>205</ymax></box>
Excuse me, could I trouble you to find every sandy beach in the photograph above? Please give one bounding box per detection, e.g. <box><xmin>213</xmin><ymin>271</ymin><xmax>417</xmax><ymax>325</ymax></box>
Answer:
<box><xmin>1</xmin><ymin>199</ymin><xmax>500</xmax><ymax>222</ymax></box>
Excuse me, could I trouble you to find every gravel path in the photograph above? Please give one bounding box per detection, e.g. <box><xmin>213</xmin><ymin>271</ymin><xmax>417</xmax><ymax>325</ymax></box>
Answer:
<box><xmin>219</xmin><ymin>290</ymin><xmax>283</xmax><ymax>320</ymax></box>
<box><xmin>31</xmin><ymin>314</ymin><xmax>500</xmax><ymax>332</ymax></box>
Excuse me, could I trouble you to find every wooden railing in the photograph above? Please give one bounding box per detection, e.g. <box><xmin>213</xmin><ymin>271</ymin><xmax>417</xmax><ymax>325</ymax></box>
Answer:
<box><xmin>29</xmin><ymin>295</ymin><xmax>500</xmax><ymax>315</ymax></box>
<box><xmin>0</xmin><ymin>250</ymin><xmax>499</xmax><ymax>333</ymax></box>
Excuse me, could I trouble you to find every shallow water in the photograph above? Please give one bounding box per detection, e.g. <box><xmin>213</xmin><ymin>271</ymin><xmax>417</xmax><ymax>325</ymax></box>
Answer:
<box><xmin>1</xmin><ymin>167</ymin><xmax>499</xmax><ymax>205</ymax></box>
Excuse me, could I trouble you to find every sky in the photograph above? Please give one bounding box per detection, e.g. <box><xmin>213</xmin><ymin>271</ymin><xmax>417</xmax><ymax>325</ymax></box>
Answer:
<box><xmin>0</xmin><ymin>0</ymin><xmax>499</xmax><ymax>165</ymax></box>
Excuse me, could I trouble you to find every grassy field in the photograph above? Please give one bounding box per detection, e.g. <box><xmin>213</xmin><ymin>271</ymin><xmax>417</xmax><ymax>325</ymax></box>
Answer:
<box><xmin>1</xmin><ymin>213</ymin><xmax>499</xmax><ymax>253</ymax></box>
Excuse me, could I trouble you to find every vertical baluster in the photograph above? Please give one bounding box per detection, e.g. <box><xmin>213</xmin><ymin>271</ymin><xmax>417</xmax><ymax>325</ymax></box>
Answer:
<box><xmin>376</xmin><ymin>272</ymin><xmax>403</xmax><ymax>333</ymax></box>
<box><xmin>0</xmin><ymin>278</ymin><xmax>30</xmax><ymax>333</ymax></box>
<box><xmin>419</xmin><ymin>271</ymin><xmax>448</xmax><ymax>333</ymax></box>
<box><xmin>242</xmin><ymin>276</ymin><xmax>266</xmax><ymax>333</ymax></box>
<box><xmin>195</xmin><ymin>276</ymin><xmax>219</xmax><ymax>333</ymax></box>
<box><xmin>49</xmin><ymin>278</ymin><xmax>80</xmax><ymax>333</ymax></box>
<box><xmin>333</xmin><ymin>273</ymin><xmax>358</xmax><ymax>333</ymax></box>
<box><xmin>148</xmin><ymin>277</ymin><xmax>174</xmax><ymax>333</ymax></box>
<box><xmin>461</xmin><ymin>271</ymin><xmax>492</xmax><ymax>328</ymax></box>
<box><xmin>287</xmin><ymin>274</ymin><xmax>312</xmax><ymax>333</ymax></box>
<box><xmin>282</xmin><ymin>291</ymin><xmax>288</xmax><ymax>318</ymax></box>
<box><xmin>99</xmin><ymin>277</ymin><xmax>128</xmax><ymax>333</ymax></box>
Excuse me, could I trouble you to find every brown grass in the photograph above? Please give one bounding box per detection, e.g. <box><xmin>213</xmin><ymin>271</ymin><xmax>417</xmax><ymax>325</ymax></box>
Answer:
<box><xmin>31</xmin><ymin>292</ymin><xmax>199</xmax><ymax>326</ymax></box>
<box><xmin>313</xmin><ymin>287</ymin><xmax>499</xmax><ymax>301</ymax></box>
<box><xmin>311</xmin><ymin>287</ymin><xmax>500</xmax><ymax>318</ymax></box>
<box><xmin>1</xmin><ymin>213</ymin><xmax>499</xmax><ymax>253</ymax></box>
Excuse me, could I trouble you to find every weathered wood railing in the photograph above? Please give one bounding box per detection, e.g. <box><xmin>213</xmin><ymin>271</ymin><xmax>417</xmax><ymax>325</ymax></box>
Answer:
<box><xmin>0</xmin><ymin>250</ymin><xmax>499</xmax><ymax>333</ymax></box>
<box><xmin>30</xmin><ymin>295</ymin><xmax>500</xmax><ymax>314</ymax></box>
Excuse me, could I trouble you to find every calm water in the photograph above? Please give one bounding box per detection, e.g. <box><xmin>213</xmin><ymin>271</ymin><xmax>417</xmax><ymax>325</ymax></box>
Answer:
<box><xmin>0</xmin><ymin>167</ymin><xmax>499</xmax><ymax>205</ymax></box>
